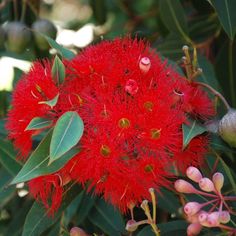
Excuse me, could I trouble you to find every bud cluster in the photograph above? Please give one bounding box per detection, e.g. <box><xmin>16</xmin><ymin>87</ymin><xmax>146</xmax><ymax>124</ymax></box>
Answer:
<box><xmin>175</xmin><ymin>166</ymin><xmax>236</xmax><ymax>236</ymax></box>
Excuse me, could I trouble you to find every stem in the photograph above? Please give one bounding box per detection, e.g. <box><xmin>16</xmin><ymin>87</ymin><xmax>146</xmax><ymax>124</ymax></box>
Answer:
<box><xmin>195</xmin><ymin>189</ymin><xmax>218</xmax><ymax>198</ymax></box>
<box><xmin>228</xmin><ymin>40</ymin><xmax>236</xmax><ymax>107</ymax></box>
<box><xmin>224</xmin><ymin>196</ymin><xmax>236</xmax><ymax>201</ymax></box>
<box><xmin>20</xmin><ymin>0</ymin><xmax>27</xmax><ymax>22</ymax></box>
<box><xmin>13</xmin><ymin>0</ymin><xmax>18</xmax><ymax>20</ymax></box>
<box><xmin>195</xmin><ymin>82</ymin><xmax>231</xmax><ymax>111</ymax></box>
<box><xmin>149</xmin><ymin>188</ymin><xmax>157</xmax><ymax>223</ymax></box>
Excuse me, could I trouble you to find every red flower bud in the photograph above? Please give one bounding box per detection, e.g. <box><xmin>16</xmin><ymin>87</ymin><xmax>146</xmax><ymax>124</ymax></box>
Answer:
<box><xmin>212</xmin><ymin>172</ymin><xmax>224</xmax><ymax>193</ymax></box>
<box><xmin>199</xmin><ymin>178</ymin><xmax>215</xmax><ymax>192</ymax></box>
<box><xmin>219</xmin><ymin>211</ymin><xmax>231</xmax><ymax>224</ymax></box>
<box><xmin>174</xmin><ymin>180</ymin><xmax>197</xmax><ymax>193</ymax></box>
<box><xmin>187</xmin><ymin>223</ymin><xmax>202</xmax><ymax>236</ymax></box>
<box><xmin>184</xmin><ymin>202</ymin><xmax>202</xmax><ymax>216</ymax></box>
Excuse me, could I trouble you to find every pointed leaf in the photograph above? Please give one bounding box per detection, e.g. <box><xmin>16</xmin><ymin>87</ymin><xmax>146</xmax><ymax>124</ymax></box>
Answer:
<box><xmin>182</xmin><ymin>120</ymin><xmax>207</xmax><ymax>149</ymax></box>
<box><xmin>38</xmin><ymin>93</ymin><xmax>59</xmax><ymax>108</ymax></box>
<box><xmin>25</xmin><ymin>117</ymin><xmax>53</xmax><ymax>131</ymax></box>
<box><xmin>89</xmin><ymin>199</ymin><xmax>125</xmax><ymax>236</ymax></box>
<box><xmin>22</xmin><ymin>184</ymin><xmax>82</xmax><ymax>236</ymax></box>
<box><xmin>11</xmin><ymin>130</ymin><xmax>80</xmax><ymax>184</ymax></box>
<box><xmin>210</xmin><ymin>0</ymin><xmax>236</xmax><ymax>40</ymax></box>
<box><xmin>49</xmin><ymin>111</ymin><xmax>84</xmax><ymax>164</ymax></box>
<box><xmin>159</xmin><ymin>0</ymin><xmax>191</xmax><ymax>43</ymax></box>
<box><xmin>51</xmin><ymin>56</ymin><xmax>65</xmax><ymax>85</ymax></box>
<box><xmin>0</xmin><ymin>140</ymin><xmax>22</xmax><ymax>176</ymax></box>
<box><xmin>42</xmin><ymin>34</ymin><xmax>75</xmax><ymax>59</ymax></box>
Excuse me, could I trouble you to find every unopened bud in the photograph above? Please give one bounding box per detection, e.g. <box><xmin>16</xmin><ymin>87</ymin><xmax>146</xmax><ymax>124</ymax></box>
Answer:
<box><xmin>125</xmin><ymin>79</ymin><xmax>138</xmax><ymax>95</ymax></box>
<box><xmin>182</xmin><ymin>45</ymin><xmax>189</xmax><ymax>51</ymax></box>
<box><xmin>207</xmin><ymin>212</ymin><xmax>220</xmax><ymax>226</ymax></box>
<box><xmin>186</xmin><ymin>167</ymin><xmax>202</xmax><ymax>183</ymax></box>
<box><xmin>139</xmin><ymin>57</ymin><xmax>151</xmax><ymax>73</ymax></box>
<box><xmin>184</xmin><ymin>202</ymin><xmax>202</xmax><ymax>216</ymax></box>
<box><xmin>219</xmin><ymin>109</ymin><xmax>236</xmax><ymax>147</ymax></box>
<box><xmin>174</xmin><ymin>179</ymin><xmax>197</xmax><ymax>193</ymax></box>
<box><xmin>125</xmin><ymin>220</ymin><xmax>138</xmax><ymax>232</ymax></box>
<box><xmin>219</xmin><ymin>211</ymin><xmax>231</xmax><ymax>224</ymax></box>
<box><xmin>198</xmin><ymin>211</ymin><xmax>208</xmax><ymax>224</ymax></box>
<box><xmin>199</xmin><ymin>178</ymin><xmax>215</xmax><ymax>192</ymax></box>
<box><xmin>187</xmin><ymin>223</ymin><xmax>202</xmax><ymax>236</ymax></box>
<box><xmin>212</xmin><ymin>172</ymin><xmax>224</xmax><ymax>193</ymax></box>
<box><xmin>70</xmin><ymin>227</ymin><xmax>89</xmax><ymax>236</ymax></box>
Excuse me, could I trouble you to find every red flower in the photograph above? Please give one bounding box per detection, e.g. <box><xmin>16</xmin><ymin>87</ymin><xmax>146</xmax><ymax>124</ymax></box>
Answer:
<box><xmin>6</xmin><ymin>37</ymin><xmax>214</xmax><ymax>213</ymax></box>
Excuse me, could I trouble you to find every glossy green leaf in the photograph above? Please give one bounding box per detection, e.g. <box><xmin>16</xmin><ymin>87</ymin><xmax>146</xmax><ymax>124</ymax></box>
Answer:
<box><xmin>210</xmin><ymin>0</ymin><xmax>236</xmax><ymax>39</ymax></box>
<box><xmin>22</xmin><ymin>184</ymin><xmax>81</xmax><ymax>236</ymax></box>
<box><xmin>11</xmin><ymin>130</ymin><xmax>80</xmax><ymax>184</ymax></box>
<box><xmin>159</xmin><ymin>0</ymin><xmax>191</xmax><ymax>43</ymax></box>
<box><xmin>0</xmin><ymin>140</ymin><xmax>22</xmax><ymax>176</ymax></box>
<box><xmin>25</xmin><ymin>117</ymin><xmax>53</xmax><ymax>131</ymax></box>
<box><xmin>49</xmin><ymin>111</ymin><xmax>84</xmax><ymax>164</ymax></box>
<box><xmin>137</xmin><ymin>220</ymin><xmax>188</xmax><ymax>236</ymax></box>
<box><xmin>182</xmin><ymin>120</ymin><xmax>207</xmax><ymax>149</ymax></box>
<box><xmin>43</xmin><ymin>34</ymin><xmax>75</xmax><ymax>59</ymax></box>
<box><xmin>89</xmin><ymin>199</ymin><xmax>125</xmax><ymax>236</ymax></box>
<box><xmin>38</xmin><ymin>93</ymin><xmax>59</xmax><ymax>108</ymax></box>
<box><xmin>51</xmin><ymin>56</ymin><xmax>65</xmax><ymax>85</ymax></box>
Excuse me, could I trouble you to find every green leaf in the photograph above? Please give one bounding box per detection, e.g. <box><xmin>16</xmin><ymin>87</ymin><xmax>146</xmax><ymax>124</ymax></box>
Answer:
<box><xmin>0</xmin><ymin>140</ymin><xmax>22</xmax><ymax>176</ymax></box>
<box><xmin>51</xmin><ymin>56</ymin><xmax>65</xmax><ymax>85</ymax></box>
<box><xmin>38</xmin><ymin>93</ymin><xmax>59</xmax><ymax>108</ymax></box>
<box><xmin>89</xmin><ymin>199</ymin><xmax>125</xmax><ymax>236</ymax></box>
<box><xmin>49</xmin><ymin>111</ymin><xmax>84</xmax><ymax>164</ymax></box>
<box><xmin>182</xmin><ymin>120</ymin><xmax>207</xmax><ymax>149</ymax></box>
<box><xmin>11</xmin><ymin>130</ymin><xmax>80</xmax><ymax>184</ymax></box>
<box><xmin>25</xmin><ymin>117</ymin><xmax>53</xmax><ymax>131</ymax></box>
<box><xmin>159</xmin><ymin>0</ymin><xmax>191</xmax><ymax>44</ymax></box>
<box><xmin>137</xmin><ymin>220</ymin><xmax>188</xmax><ymax>236</ymax></box>
<box><xmin>22</xmin><ymin>184</ymin><xmax>81</xmax><ymax>236</ymax></box>
<box><xmin>42</xmin><ymin>34</ymin><xmax>75</xmax><ymax>59</ymax></box>
<box><xmin>210</xmin><ymin>0</ymin><xmax>236</xmax><ymax>39</ymax></box>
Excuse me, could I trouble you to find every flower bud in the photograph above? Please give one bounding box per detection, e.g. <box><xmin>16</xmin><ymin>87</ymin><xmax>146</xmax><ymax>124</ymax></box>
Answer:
<box><xmin>212</xmin><ymin>172</ymin><xmax>224</xmax><ymax>193</ymax></box>
<box><xmin>219</xmin><ymin>211</ymin><xmax>231</xmax><ymax>224</ymax></box>
<box><xmin>139</xmin><ymin>57</ymin><xmax>151</xmax><ymax>73</ymax></box>
<box><xmin>70</xmin><ymin>227</ymin><xmax>89</xmax><ymax>236</ymax></box>
<box><xmin>125</xmin><ymin>220</ymin><xmax>138</xmax><ymax>232</ymax></box>
<box><xmin>198</xmin><ymin>211</ymin><xmax>208</xmax><ymax>224</ymax></box>
<box><xmin>207</xmin><ymin>212</ymin><xmax>220</xmax><ymax>226</ymax></box>
<box><xmin>187</xmin><ymin>223</ymin><xmax>202</xmax><ymax>236</ymax></box>
<box><xmin>186</xmin><ymin>167</ymin><xmax>202</xmax><ymax>183</ymax></box>
<box><xmin>199</xmin><ymin>178</ymin><xmax>215</xmax><ymax>192</ymax></box>
<box><xmin>218</xmin><ymin>109</ymin><xmax>236</xmax><ymax>147</ymax></box>
<box><xmin>184</xmin><ymin>202</ymin><xmax>202</xmax><ymax>216</ymax></box>
<box><xmin>125</xmin><ymin>79</ymin><xmax>138</xmax><ymax>95</ymax></box>
<box><xmin>174</xmin><ymin>180</ymin><xmax>197</xmax><ymax>193</ymax></box>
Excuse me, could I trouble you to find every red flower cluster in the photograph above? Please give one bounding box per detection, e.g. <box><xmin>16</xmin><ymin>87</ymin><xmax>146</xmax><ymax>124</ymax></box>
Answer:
<box><xmin>6</xmin><ymin>37</ymin><xmax>214</xmax><ymax>214</ymax></box>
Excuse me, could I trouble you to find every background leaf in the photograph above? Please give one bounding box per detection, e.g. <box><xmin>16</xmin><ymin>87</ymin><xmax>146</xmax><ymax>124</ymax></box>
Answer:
<box><xmin>51</xmin><ymin>56</ymin><xmax>65</xmax><ymax>85</ymax></box>
<box><xmin>25</xmin><ymin>117</ymin><xmax>53</xmax><ymax>131</ymax></box>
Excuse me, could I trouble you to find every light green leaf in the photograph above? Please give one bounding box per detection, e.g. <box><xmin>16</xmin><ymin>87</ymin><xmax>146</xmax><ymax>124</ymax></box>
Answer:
<box><xmin>182</xmin><ymin>120</ymin><xmax>207</xmax><ymax>149</ymax></box>
<box><xmin>0</xmin><ymin>140</ymin><xmax>22</xmax><ymax>176</ymax></box>
<box><xmin>22</xmin><ymin>184</ymin><xmax>81</xmax><ymax>236</ymax></box>
<box><xmin>49</xmin><ymin>111</ymin><xmax>84</xmax><ymax>164</ymax></box>
<box><xmin>38</xmin><ymin>93</ymin><xmax>59</xmax><ymax>108</ymax></box>
<box><xmin>159</xmin><ymin>0</ymin><xmax>192</xmax><ymax>44</ymax></box>
<box><xmin>43</xmin><ymin>34</ymin><xmax>75</xmax><ymax>59</ymax></box>
<box><xmin>11</xmin><ymin>130</ymin><xmax>80</xmax><ymax>184</ymax></box>
<box><xmin>25</xmin><ymin>117</ymin><xmax>53</xmax><ymax>131</ymax></box>
<box><xmin>51</xmin><ymin>56</ymin><xmax>65</xmax><ymax>85</ymax></box>
<box><xmin>210</xmin><ymin>0</ymin><xmax>236</xmax><ymax>39</ymax></box>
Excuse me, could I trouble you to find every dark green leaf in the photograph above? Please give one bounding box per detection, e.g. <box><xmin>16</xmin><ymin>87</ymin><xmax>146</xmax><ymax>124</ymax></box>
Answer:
<box><xmin>210</xmin><ymin>0</ymin><xmax>236</xmax><ymax>39</ymax></box>
<box><xmin>38</xmin><ymin>93</ymin><xmax>59</xmax><ymax>108</ymax></box>
<box><xmin>51</xmin><ymin>56</ymin><xmax>65</xmax><ymax>85</ymax></box>
<box><xmin>49</xmin><ymin>111</ymin><xmax>84</xmax><ymax>164</ymax></box>
<box><xmin>89</xmin><ymin>199</ymin><xmax>125</xmax><ymax>236</ymax></box>
<box><xmin>182</xmin><ymin>120</ymin><xmax>207</xmax><ymax>149</ymax></box>
<box><xmin>0</xmin><ymin>140</ymin><xmax>22</xmax><ymax>176</ymax></box>
<box><xmin>159</xmin><ymin>0</ymin><xmax>191</xmax><ymax>43</ymax></box>
<box><xmin>11</xmin><ymin>130</ymin><xmax>80</xmax><ymax>184</ymax></box>
<box><xmin>22</xmin><ymin>184</ymin><xmax>81</xmax><ymax>236</ymax></box>
<box><xmin>25</xmin><ymin>117</ymin><xmax>53</xmax><ymax>131</ymax></box>
<box><xmin>42</xmin><ymin>34</ymin><xmax>75</xmax><ymax>59</ymax></box>
<box><xmin>137</xmin><ymin>220</ymin><xmax>188</xmax><ymax>236</ymax></box>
